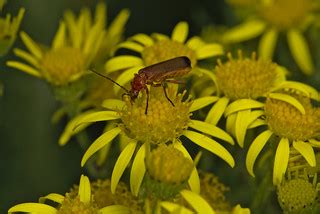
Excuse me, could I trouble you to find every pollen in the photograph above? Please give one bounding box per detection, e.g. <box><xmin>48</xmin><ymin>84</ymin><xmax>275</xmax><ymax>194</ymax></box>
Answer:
<box><xmin>277</xmin><ymin>178</ymin><xmax>317</xmax><ymax>212</ymax></box>
<box><xmin>265</xmin><ymin>93</ymin><xmax>320</xmax><ymax>141</ymax></box>
<box><xmin>146</xmin><ymin>144</ymin><xmax>194</xmax><ymax>184</ymax></box>
<box><xmin>120</xmin><ymin>86</ymin><xmax>192</xmax><ymax>144</ymax></box>
<box><xmin>259</xmin><ymin>0</ymin><xmax>313</xmax><ymax>30</ymax></box>
<box><xmin>142</xmin><ymin>39</ymin><xmax>197</xmax><ymax>67</ymax></box>
<box><xmin>215</xmin><ymin>51</ymin><xmax>279</xmax><ymax>100</ymax></box>
<box><xmin>41</xmin><ymin>47</ymin><xmax>86</xmax><ymax>85</ymax></box>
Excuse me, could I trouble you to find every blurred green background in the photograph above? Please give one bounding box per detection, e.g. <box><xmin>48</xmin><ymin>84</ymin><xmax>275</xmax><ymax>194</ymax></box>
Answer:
<box><xmin>0</xmin><ymin>0</ymin><xmax>230</xmax><ymax>212</ymax></box>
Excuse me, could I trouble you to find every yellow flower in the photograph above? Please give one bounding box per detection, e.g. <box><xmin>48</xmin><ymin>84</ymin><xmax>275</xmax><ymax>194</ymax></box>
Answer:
<box><xmin>160</xmin><ymin>190</ymin><xmax>250</xmax><ymax>214</ymax></box>
<box><xmin>223</xmin><ymin>0</ymin><xmax>319</xmax><ymax>75</ymax></box>
<box><xmin>246</xmin><ymin>92</ymin><xmax>320</xmax><ymax>185</ymax></box>
<box><xmin>59</xmin><ymin>86</ymin><xmax>235</xmax><ymax>197</ymax></box>
<box><xmin>8</xmin><ymin>175</ymin><xmax>132</xmax><ymax>214</ymax></box>
<box><xmin>7</xmin><ymin>3</ymin><xmax>121</xmax><ymax>86</ymax></box>
<box><xmin>200</xmin><ymin>51</ymin><xmax>317</xmax><ymax>147</ymax></box>
<box><xmin>0</xmin><ymin>8</ymin><xmax>24</xmax><ymax>56</ymax></box>
<box><xmin>104</xmin><ymin>21</ymin><xmax>223</xmax><ymax>94</ymax></box>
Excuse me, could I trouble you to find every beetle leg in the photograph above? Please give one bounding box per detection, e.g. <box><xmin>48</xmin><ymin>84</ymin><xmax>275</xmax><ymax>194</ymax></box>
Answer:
<box><xmin>145</xmin><ymin>86</ymin><xmax>149</xmax><ymax>115</ymax></box>
<box><xmin>162</xmin><ymin>81</ymin><xmax>175</xmax><ymax>107</ymax></box>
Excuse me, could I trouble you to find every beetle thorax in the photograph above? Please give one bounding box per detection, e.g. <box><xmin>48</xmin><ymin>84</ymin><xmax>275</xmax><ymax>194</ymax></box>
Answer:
<box><xmin>130</xmin><ymin>73</ymin><xmax>147</xmax><ymax>100</ymax></box>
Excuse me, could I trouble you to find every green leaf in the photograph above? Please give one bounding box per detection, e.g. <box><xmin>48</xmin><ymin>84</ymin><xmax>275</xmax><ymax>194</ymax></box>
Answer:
<box><xmin>183</xmin><ymin>130</ymin><xmax>235</xmax><ymax>167</ymax></box>
<box><xmin>111</xmin><ymin>140</ymin><xmax>137</xmax><ymax>193</ymax></box>
<box><xmin>81</xmin><ymin>127</ymin><xmax>121</xmax><ymax>166</ymax></box>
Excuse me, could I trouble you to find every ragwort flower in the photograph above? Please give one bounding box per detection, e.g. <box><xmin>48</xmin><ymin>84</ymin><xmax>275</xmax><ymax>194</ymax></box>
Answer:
<box><xmin>0</xmin><ymin>7</ymin><xmax>24</xmax><ymax>56</ymax></box>
<box><xmin>60</xmin><ymin>86</ymin><xmax>235</xmax><ymax>197</ymax></box>
<box><xmin>246</xmin><ymin>92</ymin><xmax>320</xmax><ymax>185</ymax></box>
<box><xmin>200</xmin><ymin>51</ymin><xmax>317</xmax><ymax>147</ymax></box>
<box><xmin>8</xmin><ymin>175</ymin><xmax>132</xmax><ymax>214</ymax></box>
<box><xmin>6</xmin><ymin>3</ymin><xmax>108</xmax><ymax>86</ymax></box>
<box><xmin>104</xmin><ymin>21</ymin><xmax>224</xmax><ymax>94</ymax></box>
<box><xmin>223</xmin><ymin>0</ymin><xmax>319</xmax><ymax>75</ymax></box>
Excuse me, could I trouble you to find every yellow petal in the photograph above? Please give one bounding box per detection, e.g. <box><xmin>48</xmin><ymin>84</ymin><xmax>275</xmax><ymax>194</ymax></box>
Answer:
<box><xmin>129</xmin><ymin>33</ymin><xmax>154</xmax><ymax>47</ymax></box>
<box><xmin>287</xmin><ymin>29</ymin><xmax>314</xmax><ymax>75</ymax></box>
<box><xmin>194</xmin><ymin>67</ymin><xmax>220</xmax><ymax>96</ymax></box>
<box><xmin>171</xmin><ymin>22</ymin><xmax>189</xmax><ymax>43</ymax></box>
<box><xmin>186</xmin><ymin>36</ymin><xmax>205</xmax><ymax>50</ymax></box>
<box><xmin>273</xmin><ymin>138</ymin><xmax>289</xmax><ymax>185</ymax></box>
<box><xmin>180</xmin><ymin>190</ymin><xmax>215</xmax><ymax>214</ymax></box>
<box><xmin>161</xmin><ymin>202</ymin><xmax>194</xmax><ymax>214</ymax></box>
<box><xmin>102</xmin><ymin>99</ymin><xmax>125</xmax><ymax>110</ymax></box>
<box><xmin>13</xmin><ymin>48</ymin><xmax>40</xmax><ymax>68</ymax></box>
<box><xmin>258</xmin><ymin>28</ymin><xmax>278</xmax><ymax>60</ymax></box>
<box><xmin>173</xmin><ymin>141</ymin><xmax>200</xmax><ymax>194</ymax></box>
<box><xmin>195</xmin><ymin>43</ymin><xmax>224</xmax><ymax>59</ymax></box>
<box><xmin>205</xmin><ymin>97</ymin><xmax>229</xmax><ymax>125</ymax></box>
<box><xmin>224</xmin><ymin>99</ymin><xmax>264</xmax><ymax>117</ymax></box>
<box><xmin>20</xmin><ymin>31</ymin><xmax>43</xmax><ymax>59</ymax></box>
<box><xmin>106</xmin><ymin>9</ymin><xmax>130</xmax><ymax>38</ymax></box>
<box><xmin>246</xmin><ymin>130</ymin><xmax>273</xmax><ymax>176</ymax></box>
<box><xmin>130</xmin><ymin>143</ymin><xmax>146</xmax><ymax>196</ymax></box>
<box><xmin>117</xmin><ymin>41</ymin><xmax>144</xmax><ymax>53</ymax></box>
<box><xmin>308</xmin><ymin>139</ymin><xmax>320</xmax><ymax>148</ymax></box>
<box><xmin>38</xmin><ymin>193</ymin><xmax>64</xmax><ymax>204</ymax></box>
<box><xmin>293</xmin><ymin>140</ymin><xmax>316</xmax><ymax>167</ymax></box>
<box><xmin>99</xmin><ymin>205</ymin><xmax>131</xmax><ymax>214</ymax></box>
<box><xmin>81</xmin><ymin>127</ymin><xmax>121</xmax><ymax>166</ymax></box>
<box><xmin>183</xmin><ymin>130</ymin><xmax>235</xmax><ymax>167</ymax></box>
<box><xmin>8</xmin><ymin>203</ymin><xmax>57</xmax><ymax>213</ymax></box>
<box><xmin>226</xmin><ymin>113</ymin><xmax>236</xmax><ymax>136</ymax></box>
<box><xmin>273</xmin><ymin>81</ymin><xmax>319</xmax><ymax>101</ymax></box>
<box><xmin>105</xmin><ymin>56</ymin><xmax>143</xmax><ymax>73</ymax></box>
<box><xmin>79</xmin><ymin>175</ymin><xmax>91</xmax><ymax>204</ymax></box>
<box><xmin>6</xmin><ymin>61</ymin><xmax>41</xmax><ymax>77</ymax></box>
<box><xmin>223</xmin><ymin>19</ymin><xmax>266</xmax><ymax>43</ymax></box>
<box><xmin>268</xmin><ymin>92</ymin><xmax>305</xmax><ymax>114</ymax></box>
<box><xmin>190</xmin><ymin>120</ymin><xmax>234</xmax><ymax>145</ymax></box>
<box><xmin>235</xmin><ymin>110</ymin><xmax>251</xmax><ymax>148</ymax></box>
<box><xmin>189</xmin><ymin>96</ymin><xmax>219</xmax><ymax>112</ymax></box>
<box><xmin>111</xmin><ymin>140</ymin><xmax>137</xmax><ymax>193</ymax></box>
<box><xmin>73</xmin><ymin>111</ymin><xmax>120</xmax><ymax>129</ymax></box>
<box><xmin>52</xmin><ymin>21</ymin><xmax>66</xmax><ymax>50</ymax></box>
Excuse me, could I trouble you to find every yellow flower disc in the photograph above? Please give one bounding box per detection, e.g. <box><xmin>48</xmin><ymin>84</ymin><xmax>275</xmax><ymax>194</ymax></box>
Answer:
<box><xmin>120</xmin><ymin>87</ymin><xmax>192</xmax><ymax>144</ymax></box>
<box><xmin>215</xmin><ymin>52</ymin><xmax>279</xmax><ymax>100</ymax></box>
<box><xmin>58</xmin><ymin>195</ymin><xmax>99</xmax><ymax>214</ymax></box>
<box><xmin>199</xmin><ymin>172</ymin><xmax>231</xmax><ymax>211</ymax></box>
<box><xmin>265</xmin><ymin>94</ymin><xmax>320</xmax><ymax>141</ymax></box>
<box><xmin>277</xmin><ymin>179</ymin><xmax>317</xmax><ymax>212</ymax></box>
<box><xmin>142</xmin><ymin>39</ymin><xmax>197</xmax><ymax>66</ymax></box>
<box><xmin>146</xmin><ymin>144</ymin><xmax>194</xmax><ymax>184</ymax></box>
<box><xmin>41</xmin><ymin>47</ymin><xmax>86</xmax><ymax>85</ymax></box>
<box><xmin>259</xmin><ymin>0</ymin><xmax>313</xmax><ymax>30</ymax></box>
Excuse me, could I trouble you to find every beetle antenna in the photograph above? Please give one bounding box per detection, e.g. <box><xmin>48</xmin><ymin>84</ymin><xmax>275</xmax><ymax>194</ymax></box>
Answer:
<box><xmin>89</xmin><ymin>69</ymin><xmax>130</xmax><ymax>93</ymax></box>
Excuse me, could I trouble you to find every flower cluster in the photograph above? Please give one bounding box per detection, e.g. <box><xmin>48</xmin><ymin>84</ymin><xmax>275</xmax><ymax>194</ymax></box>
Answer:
<box><xmin>4</xmin><ymin>1</ymin><xmax>320</xmax><ymax>213</ymax></box>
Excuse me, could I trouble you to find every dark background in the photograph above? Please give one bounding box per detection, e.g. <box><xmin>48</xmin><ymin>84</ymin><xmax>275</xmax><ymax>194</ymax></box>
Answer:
<box><xmin>0</xmin><ymin>0</ymin><xmax>231</xmax><ymax>212</ymax></box>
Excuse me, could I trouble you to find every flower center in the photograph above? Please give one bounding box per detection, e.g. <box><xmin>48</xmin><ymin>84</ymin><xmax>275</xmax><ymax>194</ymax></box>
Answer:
<box><xmin>215</xmin><ymin>52</ymin><xmax>280</xmax><ymax>100</ymax></box>
<box><xmin>57</xmin><ymin>195</ymin><xmax>99</xmax><ymax>214</ymax></box>
<box><xmin>120</xmin><ymin>86</ymin><xmax>191</xmax><ymax>144</ymax></box>
<box><xmin>277</xmin><ymin>179</ymin><xmax>317</xmax><ymax>212</ymax></box>
<box><xmin>41</xmin><ymin>47</ymin><xmax>86</xmax><ymax>85</ymax></box>
<box><xmin>142</xmin><ymin>39</ymin><xmax>197</xmax><ymax>66</ymax></box>
<box><xmin>265</xmin><ymin>94</ymin><xmax>320</xmax><ymax>141</ymax></box>
<box><xmin>259</xmin><ymin>0</ymin><xmax>313</xmax><ymax>30</ymax></box>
